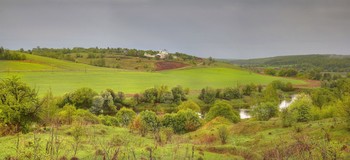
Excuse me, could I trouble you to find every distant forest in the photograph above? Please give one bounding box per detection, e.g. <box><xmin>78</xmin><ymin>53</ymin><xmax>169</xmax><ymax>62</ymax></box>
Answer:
<box><xmin>228</xmin><ymin>54</ymin><xmax>350</xmax><ymax>72</ymax></box>
<box><xmin>28</xmin><ymin>47</ymin><xmax>198</xmax><ymax>62</ymax></box>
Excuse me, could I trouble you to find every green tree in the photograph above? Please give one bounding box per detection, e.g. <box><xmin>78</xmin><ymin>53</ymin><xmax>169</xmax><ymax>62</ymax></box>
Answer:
<box><xmin>90</xmin><ymin>96</ymin><xmax>104</xmax><ymax>114</ymax></box>
<box><xmin>116</xmin><ymin>107</ymin><xmax>136</xmax><ymax>127</ymax></box>
<box><xmin>0</xmin><ymin>77</ymin><xmax>40</xmax><ymax>133</ymax></box>
<box><xmin>218</xmin><ymin>125</ymin><xmax>229</xmax><ymax>144</ymax></box>
<box><xmin>142</xmin><ymin>88</ymin><xmax>158</xmax><ymax>103</ymax></box>
<box><xmin>205</xmin><ymin>100</ymin><xmax>240</xmax><ymax>123</ymax></box>
<box><xmin>264</xmin><ymin>68</ymin><xmax>277</xmax><ymax>76</ymax></box>
<box><xmin>161</xmin><ymin>113</ymin><xmax>176</xmax><ymax>128</ymax></box>
<box><xmin>198</xmin><ymin>87</ymin><xmax>217</xmax><ymax>104</ymax></box>
<box><xmin>139</xmin><ymin>110</ymin><xmax>161</xmax><ymax>133</ymax></box>
<box><xmin>57</xmin><ymin>105</ymin><xmax>76</xmax><ymax>125</ymax></box>
<box><xmin>222</xmin><ymin>87</ymin><xmax>241</xmax><ymax>100</ymax></box>
<box><xmin>262</xmin><ymin>84</ymin><xmax>280</xmax><ymax>103</ymax></box>
<box><xmin>251</xmin><ymin>102</ymin><xmax>279</xmax><ymax>121</ymax></box>
<box><xmin>172</xmin><ymin>109</ymin><xmax>201</xmax><ymax>134</ymax></box>
<box><xmin>39</xmin><ymin>89</ymin><xmax>59</xmax><ymax>125</ymax></box>
<box><xmin>340</xmin><ymin>96</ymin><xmax>350</xmax><ymax>128</ymax></box>
<box><xmin>100</xmin><ymin>90</ymin><xmax>117</xmax><ymax>115</ymax></box>
<box><xmin>171</xmin><ymin>86</ymin><xmax>188</xmax><ymax>103</ymax></box>
<box><xmin>280</xmin><ymin>108</ymin><xmax>297</xmax><ymax>127</ymax></box>
<box><xmin>288</xmin><ymin>94</ymin><xmax>313</xmax><ymax>122</ymax></box>
<box><xmin>311</xmin><ymin>88</ymin><xmax>336</xmax><ymax>109</ymax></box>
<box><xmin>177</xmin><ymin>100</ymin><xmax>201</xmax><ymax>112</ymax></box>
<box><xmin>63</xmin><ymin>88</ymin><xmax>97</xmax><ymax>109</ymax></box>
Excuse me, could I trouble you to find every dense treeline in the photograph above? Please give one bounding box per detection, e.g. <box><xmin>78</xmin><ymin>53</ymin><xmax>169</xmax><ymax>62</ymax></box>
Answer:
<box><xmin>29</xmin><ymin>47</ymin><xmax>197</xmax><ymax>62</ymax></box>
<box><xmin>228</xmin><ymin>54</ymin><xmax>350</xmax><ymax>80</ymax></box>
<box><xmin>0</xmin><ymin>47</ymin><xmax>26</xmax><ymax>60</ymax></box>
<box><xmin>230</xmin><ymin>54</ymin><xmax>350</xmax><ymax>72</ymax></box>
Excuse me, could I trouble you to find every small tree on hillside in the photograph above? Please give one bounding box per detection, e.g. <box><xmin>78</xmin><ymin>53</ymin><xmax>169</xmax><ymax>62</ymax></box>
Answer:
<box><xmin>205</xmin><ymin>100</ymin><xmax>240</xmax><ymax>123</ymax></box>
<box><xmin>288</xmin><ymin>94</ymin><xmax>313</xmax><ymax>122</ymax></box>
<box><xmin>0</xmin><ymin>76</ymin><xmax>40</xmax><ymax>133</ymax></box>
<box><xmin>139</xmin><ymin>110</ymin><xmax>161</xmax><ymax>133</ymax></box>
<box><xmin>173</xmin><ymin>109</ymin><xmax>201</xmax><ymax>134</ymax></box>
<box><xmin>116</xmin><ymin>107</ymin><xmax>136</xmax><ymax>127</ymax></box>
<box><xmin>218</xmin><ymin>125</ymin><xmax>229</xmax><ymax>144</ymax></box>
<box><xmin>68</xmin><ymin>88</ymin><xmax>97</xmax><ymax>109</ymax></box>
<box><xmin>177</xmin><ymin>100</ymin><xmax>201</xmax><ymax>112</ymax></box>
<box><xmin>171</xmin><ymin>86</ymin><xmax>188</xmax><ymax>103</ymax></box>
<box><xmin>198</xmin><ymin>87</ymin><xmax>217</xmax><ymax>104</ymax></box>
<box><xmin>251</xmin><ymin>102</ymin><xmax>279</xmax><ymax>121</ymax></box>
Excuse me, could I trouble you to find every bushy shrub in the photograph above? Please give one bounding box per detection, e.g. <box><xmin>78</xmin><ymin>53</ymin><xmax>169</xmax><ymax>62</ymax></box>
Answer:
<box><xmin>139</xmin><ymin>110</ymin><xmax>161</xmax><ymax>132</ymax></box>
<box><xmin>280</xmin><ymin>108</ymin><xmax>297</xmax><ymax>127</ymax></box>
<box><xmin>339</xmin><ymin>96</ymin><xmax>350</xmax><ymax>128</ymax></box>
<box><xmin>177</xmin><ymin>100</ymin><xmax>201</xmax><ymax>112</ymax></box>
<box><xmin>75</xmin><ymin>109</ymin><xmax>100</xmax><ymax>124</ymax></box>
<box><xmin>59</xmin><ymin>88</ymin><xmax>97</xmax><ymax>109</ymax></box>
<box><xmin>222</xmin><ymin>87</ymin><xmax>241</xmax><ymax>100</ymax></box>
<box><xmin>310</xmin><ymin>88</ymin><xmax>336</xmax><ymax>109</ymax></box>
<box><xmin>171</xmin><ymin>86</ymin><xmax>188</xmax><ymax>103</ymax></box>
<box><xmin>99</xmin><ymin>115</ymin><xmax>119</xmax><ymax>126</ymax></box>
<box><xmin>130</xmin><ymin>115</ymin><xmax>148</xmax><ymax>136</ymax></box>
<box><xmin>57</xmin><ymin>105</ymin><xmax>100</xmax><ymax>125</ymax></box>
<box><xmin>0</xmin><ymin>76</ymin><xmax>40</xmax><ymax>133</ymax></box>
<box><xmin>57</xmin><ymin>105</ymin><xmax>77</xmax><ymax>125</ymax></box>
<box><xmin>161</xmin><ymin>113</ymin><xmax>176</xmax><ymax>128</ymax></box>
<box><xmin>205</xmin><ymin>100</ymin><xmax>240</xmax><ymax>123</ymax></box>
<box><xmin>251</xmin><ymin>102</ymin><xmax>279</xmax><ymax>121</ymax></box>
<box><xmin>115</xmin><ymin>107</ymin><xmax>136</xmax><ymax>127</ymax></box>
<box><xmin>198</xmin><ymin>87</ymin><xmax>217</xmax><ymax>104</ymax></box>
<box><xmin>288</xmin><ymin>94</ymin><xmax>313</xmax><ymax>122</ymax></box>
<box><xmin>172</xmin><ymin>109</ymin><xmax>202</xmax><ymax>134</ymax></box>
<box><xmin>161</xmin><ymin>127</ymin><xmax>174</xmax><ymax>142</ymax></box>
<box><xmin>218</xmin><ymin>125</ymin><xmax>229</xmax><ymax>144</ymax></box>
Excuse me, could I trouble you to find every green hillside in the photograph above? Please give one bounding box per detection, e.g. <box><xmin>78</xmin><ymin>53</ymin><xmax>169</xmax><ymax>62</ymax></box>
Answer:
<box><xmin>0</xmin><ymin>54</ymin><xmax>306</xmax><ymax>96</ymax></box>
<box><xmin>226</xmin><ymin>54</ymin><xmax>350</xmax><ymax>72</ymax></box>
<box><xmin>0</xmin><ymin>53</ymin><xmax>108</xmax><ymax>72</ymax></box>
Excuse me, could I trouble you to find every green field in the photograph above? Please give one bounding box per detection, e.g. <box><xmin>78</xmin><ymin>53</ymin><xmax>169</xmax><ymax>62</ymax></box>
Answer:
<box><xmin>0</xmin><ymin>54</ymin><xmax>306</xmax><ymax>96</ymax></box>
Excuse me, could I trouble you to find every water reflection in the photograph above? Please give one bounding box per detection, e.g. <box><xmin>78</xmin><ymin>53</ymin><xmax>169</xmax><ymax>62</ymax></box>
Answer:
<box><xmin>239</xmin><ymin>109</ymin><xmax>251</xmax><ymax>119</ymax></box>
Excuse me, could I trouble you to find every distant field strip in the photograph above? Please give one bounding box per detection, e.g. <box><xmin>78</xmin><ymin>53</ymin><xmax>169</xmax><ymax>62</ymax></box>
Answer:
<box><xmin>0</xmin><ymin>68</ymin><xmax>306</xmax><ymax>96</ymax></box>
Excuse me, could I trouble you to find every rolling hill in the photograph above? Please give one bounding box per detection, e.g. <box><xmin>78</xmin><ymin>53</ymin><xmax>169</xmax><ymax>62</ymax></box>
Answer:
<box><xmin>226</xmin><ymin>54</ymin><xmax>350</xmax><ymax>72</ymax></box>
<box><xmin>1</xmin><ymin>53</ymin><xmax>306</xmax><ymax>96</ymax></box>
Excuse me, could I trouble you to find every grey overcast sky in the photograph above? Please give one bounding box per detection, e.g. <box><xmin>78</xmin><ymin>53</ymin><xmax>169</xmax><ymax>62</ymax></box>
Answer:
<box><xmin>1</xmin><ymin>0</ymin><xmax>350</xmax><ymax>59</ymax></box>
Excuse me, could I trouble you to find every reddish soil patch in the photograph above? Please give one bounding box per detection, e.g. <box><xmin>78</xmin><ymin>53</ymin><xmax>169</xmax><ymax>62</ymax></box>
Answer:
<box><xmin>294</xmin><ymin>79</ymin><xmax>321</xmax><ymax>88</ymax></box>
<box><xmin>155</xmin><ymin>61</ymin><xmax>188</xmax><ymax>71</ymax></box>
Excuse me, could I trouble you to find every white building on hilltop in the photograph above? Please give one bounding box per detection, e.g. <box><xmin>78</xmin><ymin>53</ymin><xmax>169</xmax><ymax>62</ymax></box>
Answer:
<box><xmin>144</xmin><ymin>49</ymin><xmax>169</xmax><ymax>59</ymax></box>
<box><xmin>156</xmin><ymin>49</ymin><xmax>169</xmax><ymax>59</ymax></box>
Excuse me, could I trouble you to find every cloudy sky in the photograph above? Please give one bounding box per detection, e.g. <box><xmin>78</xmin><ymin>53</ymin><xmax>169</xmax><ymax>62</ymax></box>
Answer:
<box><xmin>1</xmin><ymin>0</ymin><xmax>350</xmax><ymax>59</ymax></box>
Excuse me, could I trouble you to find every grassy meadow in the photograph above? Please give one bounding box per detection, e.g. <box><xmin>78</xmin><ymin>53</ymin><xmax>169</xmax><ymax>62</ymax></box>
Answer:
<box><xmin>0</xmin><ymin>54</ymin><xmax>306</xmax><ymax>96</ymax></box>
<box><xmin>0</xmin><ymin>118</ymin><xmax>348</xmax><ymax>159</ymax></box>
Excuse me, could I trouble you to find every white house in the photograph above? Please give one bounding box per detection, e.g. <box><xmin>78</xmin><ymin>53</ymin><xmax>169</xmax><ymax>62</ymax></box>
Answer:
<box><xmin>156</xmin><ymin>49</ymin><xmax>169</xmax><ymax>59</ymax></box>
<box><xmin>144</xmin><ymin>49</ymin><xmax>169</xmax><ymax>59</ymax></box>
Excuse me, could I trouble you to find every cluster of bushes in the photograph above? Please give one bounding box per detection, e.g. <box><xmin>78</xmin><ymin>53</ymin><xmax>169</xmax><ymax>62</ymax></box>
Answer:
<box><xmin>198</xmin><ymin>83</ymin><xmax>263</xmax><ymax>104</ymax></box>
<box><xmin>3</xmin><ymin>75</ymin><xmax>350</xmax><ymax>136</ymax></box>
<box><xmin>133</xmin><ymin>85</ymin><xmax>188</xmax><ymax>104</ymax></box>
<box><xmin>197</xmin><ymin>80</ymin><xmax>293</xmax><ymax>114</ymax></box>
<box><xmin>264</xmin><ymin>68</ymin><xmax>298</xmax><ymax>77</ymax></box>
<box><xmin>280</xmin><ymin>80</ymin><xmax>350</xmax><ymax>127</ymax></box>
<box><xmin>0</xmin><ymin>47</ymin><xmax>26</xmax><ymax>60</ymax></box>
<box><xmin>58</xmin><ymin>88</ymin><xmax>126</xmax><ymax>115</ymax></box>
<box><xmin>264</xmin><ymin>67</ymin><xmax>345</xmax><ymax>81</ymax></box>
